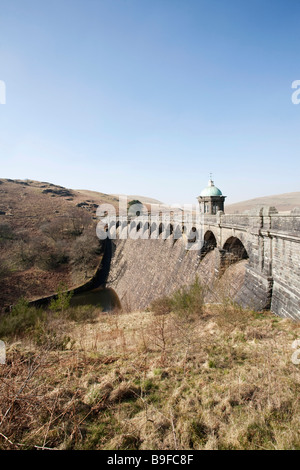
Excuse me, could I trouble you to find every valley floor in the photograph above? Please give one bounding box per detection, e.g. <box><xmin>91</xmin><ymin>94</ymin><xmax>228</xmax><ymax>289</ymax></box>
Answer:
<box><xmin>0</xmin><ymin>301</ymin><xmax>300</xmax><ymax>450</ymax></box>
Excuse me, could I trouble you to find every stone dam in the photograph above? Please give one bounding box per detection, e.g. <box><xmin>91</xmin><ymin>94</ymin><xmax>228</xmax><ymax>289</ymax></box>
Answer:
<box><xmin>101</xmin><ymin>207</ymin><xmax>300</xmax><ymax>320</ymax></box>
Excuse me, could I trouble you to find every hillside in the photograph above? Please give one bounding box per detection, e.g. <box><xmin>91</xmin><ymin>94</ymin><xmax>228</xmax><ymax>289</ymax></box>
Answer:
<box><xmin>0</xmin><ymin>179</ymin><xmax>164</xmax><ymax>310</ymax></box>
<box><xmin>111</xmin><ymin>194</ymin><xmax>163</xmax><ymax>205</ymax></box>
<box><xmin>226</xmin><ymin>192</ymin><xmax>300</xmax><ymax>214</ymax></box>
<box><xmin>0</xmin><ymin>179</ymin><xmax>103</xmax><ymax>310</ymax></box>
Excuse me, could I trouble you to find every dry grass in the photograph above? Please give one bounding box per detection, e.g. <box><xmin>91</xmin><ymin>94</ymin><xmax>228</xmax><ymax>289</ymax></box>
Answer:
<box><xmin>0</xmin><ymin>298</ymin><xmax>300</xmax><ymax>450</ymax></box>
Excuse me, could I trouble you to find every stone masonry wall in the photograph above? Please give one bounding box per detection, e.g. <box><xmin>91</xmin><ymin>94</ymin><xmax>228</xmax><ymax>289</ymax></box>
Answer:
<box><xmin>107</xmin><ymin>236</ymin><xmax>247</xmax><ymax>311</ymax></box>
<box><xmin>106</xmin><ymin>211</ymin><xmax>300</xmax><ymax>318</ymax></box>
<box><xmin>271</xmin><ymin>235</ymin><xmax>300</xmax><ymax>320</ymax></box>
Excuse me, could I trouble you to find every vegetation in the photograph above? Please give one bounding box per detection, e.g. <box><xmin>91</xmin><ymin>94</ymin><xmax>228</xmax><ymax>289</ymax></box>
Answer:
<box><xmin>170</xmin><ymin>277</ymin><xmax>205</xmax><ymax>318</ymax></box>
<box><xmin>150</xmin><ymin>277</ymin><xmax>204</xmax><ymax>318</ymax></box>
<box><xmin>0</xmin><ymin>299</ymin><xmax>45</xmax><ymax>338</ymax></box>
<box><xmin>0</xmin><ymin>179</ymin><xmax>102</xmax><ymax>310</ymax></box>
<box><xmin>49</xmin><ymin>285</ymin><xmax>74</xmax><ymax>313</ymax></box>
<box><xmin>128</xmin><ymin>200</ymin><xmax>142</xmax><ymax>207</ymax></box>
<box><xmin>0</xmin><ymin>283</ymin><xmax>300</xmax><ymax>450</ymax></box>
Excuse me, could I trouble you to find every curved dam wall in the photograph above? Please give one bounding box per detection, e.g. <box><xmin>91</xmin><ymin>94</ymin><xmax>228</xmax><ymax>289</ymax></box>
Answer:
<box><xmin>29</xmin><ymin>209</ymin><xmax>300</xmax><ymax>319</ymax></box>
<box><xmin>107</xmin><ymin>237</ymin><xmax>247</xmax><ymax>311</ymax></box>
<box><xmin>106</xmin><ymin>209</ymin><xmax>300</xmax><ymax>319</ymax></box>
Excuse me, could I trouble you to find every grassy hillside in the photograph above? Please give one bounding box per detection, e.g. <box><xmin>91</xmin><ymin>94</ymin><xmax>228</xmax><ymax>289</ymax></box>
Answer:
<box><xmin>0</xmin><ymin>179</ymin><xmax>102</xmax><ymax>310</ymax></box>
<box><xmin>0</xmin><ymin>284</ymin><xmax>299</xmax><ymax>450</ymax></box>
<box><xmin>226</xmin><ymin>192</ymin><xmax>300</xmax><ymax>213</ymax></box>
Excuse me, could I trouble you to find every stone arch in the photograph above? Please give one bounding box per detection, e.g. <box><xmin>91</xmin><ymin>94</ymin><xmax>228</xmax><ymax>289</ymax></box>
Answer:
<box><xmin>223</xmin><ymin>236</ymin><xmax>248</xmax><ymax>260</ymax></box>
<box><xmin>159</xmin><ymin>223</ymin><xmax>164</xmax><ymax>236</ymax></box>
<box><xmin>221</xmin><ymin>236</ymin><xmax>249</xmax><ymax>270</ymax></box>
<box><xmin>199</xmin><ymin>230</ymin><xmax>217</xmax><ymax>258</ymax></box>
<box><xmin>204</xmin><ymin>230</ymin><xmax>217</xmax><ymax>249</ymax></box>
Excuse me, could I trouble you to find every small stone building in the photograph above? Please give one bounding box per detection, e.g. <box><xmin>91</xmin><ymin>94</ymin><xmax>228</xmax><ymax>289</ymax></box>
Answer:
<box><xmin>197</xmin><ymin>178</ymin><xmax>226</xmax><ymax>214</ymax></box>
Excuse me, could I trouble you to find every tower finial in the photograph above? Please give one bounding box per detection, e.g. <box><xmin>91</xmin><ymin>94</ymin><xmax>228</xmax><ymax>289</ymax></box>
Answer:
<box><xmin>209</xmin><ymin>173</ymin><xmax>214</xmax><ymax>186</ymax></box>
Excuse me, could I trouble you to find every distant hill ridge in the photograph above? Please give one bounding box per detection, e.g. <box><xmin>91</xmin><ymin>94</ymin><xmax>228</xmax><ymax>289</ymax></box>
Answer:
<box><xmin>1</xmin><ymin>178</ymin><xmax>299</xmax><ymax>213</ymax></box>
<box><xmin>226</xmin><ymin>192</ymin><xmax>300</xmax><ymax>214</ymax></box>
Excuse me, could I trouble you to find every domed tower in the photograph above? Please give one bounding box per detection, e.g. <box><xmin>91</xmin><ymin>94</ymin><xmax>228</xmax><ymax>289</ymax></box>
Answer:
<box><xmin>197</xmin><ymin>176</ymin><xmax>226</xmax><ymax>214</ymax></box>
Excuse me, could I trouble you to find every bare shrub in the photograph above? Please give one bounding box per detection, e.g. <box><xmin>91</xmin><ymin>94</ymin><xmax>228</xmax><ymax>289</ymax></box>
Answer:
<box><xmin>150</xmin><ymin>296</ymin><xmax>173</xmax><ymax>316</ymax></box>
<box><xmin>147</xmin><ymin>278</ymin><xmax>206</xmax><ymax>367</ymax></box>
<box><xmin>70</xmin><ymin>233</ymin><xmax>99</xmax><ymax>278</ymax></box>
<box><xmin>17</xmin><ymin>236</ymin><xmax>45</xmax><ymax>268</ymax></box>
<box><xmin>146</xmin><ymin>313</ymin><xmax>175</xmax><ymax>363</ymax></box>
<box><xmin>41</xmin><ymin>218</ymin><xmax>67</xmax><ymax>242</ymax></box>
<box><xmin>16</xmin><ymin>234</ymin><xmax>69</xmax><ymax>271</ymax></box>
<box><xmin>41</xmin><ymin>242</ymin><xmax>70</xmax><ymax>270</ymax></box>
<box><xmin>65</xmin><ymin>207</ymin><xmax>92</xmax><ymax>237</ymax></box>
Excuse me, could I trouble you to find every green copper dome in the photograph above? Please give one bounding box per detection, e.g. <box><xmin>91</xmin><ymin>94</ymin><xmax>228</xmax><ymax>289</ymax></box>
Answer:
<box><xmin>200</xmin><ymin>179</ymin><xmax>223</xmax><ymax>197</ymax></box>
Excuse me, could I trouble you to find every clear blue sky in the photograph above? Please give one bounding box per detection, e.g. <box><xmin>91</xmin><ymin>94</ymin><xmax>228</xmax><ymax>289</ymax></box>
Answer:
<box><xmin>0</xmin><ymin>0</ymin><xmax>300</xmax><ymax>204</ymax></box>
